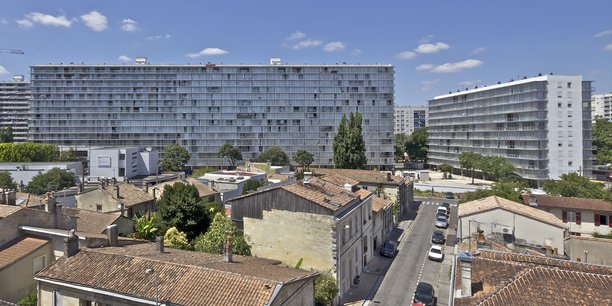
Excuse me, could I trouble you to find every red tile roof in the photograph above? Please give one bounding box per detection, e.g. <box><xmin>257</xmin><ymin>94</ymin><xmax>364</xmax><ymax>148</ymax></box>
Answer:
<box><xmin>0</xmin><ymin>236</ymin><xmax>49</xmax><ymax>270</ymax></box>
<box><xmin>61</xmin><ymin>207</ymin><xmax>123</xmax><ymax>234</ymax></box>
<box><xmin>282</xmin><ymin>177</ymin><xmax>364</xmax><ymax>211</ymax></box>
<box><xmin>522</xmin><ymin>194</ymin><xmax>612</xmax><ymax>212</ymax></box>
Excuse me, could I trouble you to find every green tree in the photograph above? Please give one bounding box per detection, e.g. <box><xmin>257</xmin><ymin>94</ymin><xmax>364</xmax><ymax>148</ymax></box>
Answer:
<box><xmin>405</xmin><ymin>127</ymin><xmax>428</xmax><ymax>162</ymax></box>
<box><xmin>480</xmin><ymin>155</ymin><xmax>515</xmax><ymax>181</ymax></box>
<box><xmin>203</xmin><ymin>201</ymin><xmax>223</xmax><ymax>220</ymax></box>
<box><xmin>439</xmin><ymin>164</ymin><xmax>453</xmax><ymax>179</ymax></box>
<box><xmin>132</xmin><ymin>213</ymin><xmax>159</xmax><ymax>241</ymax></box>
<box><xmin>490</xmin><ymin>179</ymin><xmax>529</xmax><ymax>203</ymax></box>
<box><xmin>543</xmin><ymin>172</ymin><xmax>612</xmax><ymax>200</ymax></box>
<box><xmin>294</xmin><ymin>149</ymin><xmax>314</xmax><ymax>169</ymax></box>
<box><xmin>0</xmin><ymin>142</ymin><xmax>60</xmax><ymax>162</ymax></box>
<box><xmin>160</xmin><ymin>144</ymin><xmax>191</xmax><ymax>172</ymax></box>
<box><xmin>242</xmin><ymin>179</ymin><xmax>265</xmax><ymax>194</ymax></box>
<box><xmin>27</xmin><ymin>168</ymin><xmax>76</xmax><ymax>195</ymax></box>
<box><xmin>0</xmin><ymin>171</ymin><xmax>17</xmax><ymax>189</ymax></box>
<box><xmin>333</xmin><ymin>112</ymin><xmax>367</xmax><ymax>169</ymax></box>
<box><xmin>459</xmin><ymin>152</ymin><xmax>481</xmax><ymax>184</ymax></box>
<box><xmin>315</xmin><ymin>274</ymin><xmax>339</xmax><ymax>306</ymax></box>
<box><xmin>157</xmin><ymin>182</ymin><xmax>209</xmax><ymax>240</ymax></box>
<box><xmin>164</xmin><ymin>227</ymin><xmax>193</xmax><ymax>250</ymax></box>
<box><xmin>58</xmin><ymin>148</ymin><xmax>78</xmax><ymax>162</ymax></box>
<box><xmin>256</xmin><ymin>147</ymin><xmax>290</xmax><ymax>166</ymax></box>
<box><xmin>0</xmin><ymin>127</ymin><xmax>14</xmax><ymax>143</ymax></box>
<box><xmin>394</xmin><ymin>133</ymin><xmax>408</xmax><ymax>161</ymax></box>
<box><xmin>191</xmin><ymin>166</ymin><xmax>216</xmax><ymax>178</ymax></box>
<box><xmin>593</xmin><ymin>118</ymin><xmax>612</xmax><ymax>165</ymax></box>
<box><xmin>194</xmin><ymin>213</ymin><xmax>251</xmax><ymax>256</ymax></box>
<box><xmin>17</xmin><ymin>288</ymin><xmax>37</xmax><ymax>306</ymax></box>
<box><xmin>219</xmin><ymin>144</ymin><xmax>242</xmax><ymax>170</ymax></box>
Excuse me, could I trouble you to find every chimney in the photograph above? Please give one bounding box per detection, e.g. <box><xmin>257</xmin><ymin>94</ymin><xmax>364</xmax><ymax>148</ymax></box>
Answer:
<box><xmin>46</xmin><ymin>193</ymin><xmax>57</xmax><ymax>214</ymax></box>
<box><xmin>54</xmin><ymin>203</ymin><xmax>63</xmax><ymax>229</ymax></box>
<box><xmin>223</xmin><ymin>235</ymin><xmax>233</xmax><ymax>263</ymax></box>
<box><xmin>115</xmin><ymin>184</ymin><xmax>120</xmax><ymax>199</ymax></box>
<box><xmin>528</xmin><ymin>194</ymin><xmax>537</xmax><ymax>207</ymax></box>
<box><xmin>155</xmin><ymin>236</ymin><xmax>165</xmax><ymax>253</ymax></box>
<box><xmin>458</xmin><ymin>251</ymin><xmax>474</xmax><ymax>297</ymax></box>
<box><xmin>386</xmin><ymin>172</ymin><xmax>392</xmax><ymax>182</ymax></box>
<box><xmin>64</xmin><ymin>229</ymin><xmax>79</xmax><ymax>258</ymax></box>
<box><xmin>145</xmin><ymin>184</ymin><xmax>149</xmax><ymax>193</ymax></box>
<box><xmin>303</xmin><ymin>172</ymin><xmax>312</xmax><ymax>180</ymax></box>
<box><xmin>6</xmin><ymin>190</ymin><xmax>16</xmax><ymax>205</ymax></box>
<box><xmin>343</xmin><ymin>183</ymin><xmax>353</xmax><ymax>192</ymax></box>
<box><xmin>0</xmin><ymin>190</ymin><xmax>6</xmax><ymax>205</ymax></box>
<box><xmin>107</xmin><ymin>224</ymin><xmax>119</xmax><ymax>247</ymax></box>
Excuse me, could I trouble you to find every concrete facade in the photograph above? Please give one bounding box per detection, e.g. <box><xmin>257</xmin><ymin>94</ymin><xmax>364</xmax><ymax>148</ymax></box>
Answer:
<box><xmin>0</xmin><ymin>240</ymin><xmax>52</xmax><ymax>303</ymax></box>
<box><xmin>541</xmin><ymin>207</ymin><xmax>612</xmax><ymax>236</ymax></box>
<box><xmin>0</xmin><ymin>76</ymin><xmax>29</xmax><ymax>142</ymax></box>
<box><xmin>371</xmin><ymin>204</ymin><xmax>393</xmax><ymax>251</ymax></box>
<box><xmin>591</xmin><ymin>93</ymin><xmax>612</xmax><ymax>121</ymax></box>
<box><xmin>89</xmin><ymin>147</ymin><xmax>159</xmax><ymax>182</ymax></box>
<box><xmin>394</xmin><ymin>105</ymin><xmax>427</xmax><ymax>135</ymax></box>
<box><xmin>566</xmin><ymin>236</ymin><xmax>612</xmax><ymax>265</ymax></box>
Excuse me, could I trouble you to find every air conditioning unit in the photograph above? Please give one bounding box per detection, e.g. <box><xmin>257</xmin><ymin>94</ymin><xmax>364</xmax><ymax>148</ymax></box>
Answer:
<box><xmin>502</xmin><ymin>226</ymin><xmax>513</xmax><ymax>234</ymax></box>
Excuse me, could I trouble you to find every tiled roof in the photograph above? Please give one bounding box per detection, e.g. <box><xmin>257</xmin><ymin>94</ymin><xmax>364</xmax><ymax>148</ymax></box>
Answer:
<box><xmin>0</xmin><ymin>236</ymin><xmax>49</xmax><ymax>270</ymax></box>
<box><xmin>455</xmin><ymin>250</ymin><xmax>612</xmax><ymax>306</ymax></box>
<box><xmin>521</xmin><ymin>194</ymin><xmax>612</xmax><ymax>212</ymax></box>
<box><xmin>318</xmin><ymin>173</ymin><xmax>359</xmax><ymax>187</ymax></box>
<box><xmin>36</xmin><ymin>244</ymin><xmax>318</xmax><ymax>306</ymax></box>
<box><xmin>371</xmin><ymin>195</ymin><xmax>393</xmax><ymax>212</ymax></box>
<box><xmin>458</xmin><ymin>196</ymin><xmax>567</xmax><ymax>229</ymax></box>
<box><xmin>61</xmin><ymin>207</ymin><xmax>122</xmax><ymax>234</ymax></box>
<box><xmin>0</xmin><ymin>204</ymin><xmax>21</xmax><ymax>218</ymax></box>
<box><xmin>282</xmin><ymin>177</ymin><xmax>361</xmax><ymax>211</ymax></box>
<box><xmin>80</xmin><ymin>183</ymin><xmax>154</xmax><ymax>207</ymax></box>
<box><xmin>309</xmin><ymin>168</ymin><xmax>405</xmax><ymax>185</ymax></box>
<box><xmin>153</xmin><ymin>178</ymin><xmax>219</xmax><ymax>198</ymax></box>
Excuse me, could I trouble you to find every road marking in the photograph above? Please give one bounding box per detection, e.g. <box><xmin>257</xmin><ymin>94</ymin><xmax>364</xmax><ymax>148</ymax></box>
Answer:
<box><xmin>411</xmin><ymin>247</ymin><xmax>430</xmax><ymax>304</ymax></box>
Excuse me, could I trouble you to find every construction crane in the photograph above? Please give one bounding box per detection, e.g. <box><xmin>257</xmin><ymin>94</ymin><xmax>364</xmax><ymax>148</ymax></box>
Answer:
<box><xmin>0</xmin><ymin>49</ymin><xmax>24</xmax><ymax>55</ymax></box>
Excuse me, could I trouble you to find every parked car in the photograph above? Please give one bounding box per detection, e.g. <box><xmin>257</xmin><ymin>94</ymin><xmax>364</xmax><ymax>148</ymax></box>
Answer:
<box><xmin>379</xmin><ymin>241</ymin><xmax>398</xmax><ymax>258</ymax></box>
<box><xmin>435</xmin><ymin>216</ymin><xmax>448</xmax><ymax>228</ymax></box>
<box><xmin>446</xmin><ymin>192</ymin><xmax>454</xmax><ymax>199</ymax></box>
<box><xmin>431</xmin><ymin>230</ymin><xmax>446</xmax><ymax>244</ymax></box>
<box><xmin>414</xmin><ymin>282</ymin><xmax>435</xmax><ymax>306</ymax></box>
<box><xmin>436</xmin><ymin>211</ymin><xmax>448</xmax><ymax>220</ymax></box>
<box><xmin>437</xmin><ymin>206</ymin><xmax>449</xmax><ymax>217</ymax></box>
<box><xmin>428</xmin><ymin>245</ymin><xmax>444</xmax><ymax>261</ymax></box>
<box><xmin>441</xmin><ymin>202</ymin><xmax>450</xmax><ymax>210</ymax></box>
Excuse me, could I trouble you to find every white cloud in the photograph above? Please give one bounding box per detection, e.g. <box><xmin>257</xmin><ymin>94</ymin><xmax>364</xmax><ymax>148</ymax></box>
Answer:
<box><xmin>80</xmin><ymin>11</ymin><xmax>108</xmax><ymax>32</ymax></box>
<box><xmin>421</xmin><ymin>79</ymin><xmax>439</xmax><ymax>91</ymax></box>
<box><xmin>419</xmin><ymin>35</ymin><xmax>435</xmax><ymax>44</ymax></box>
<box><xmin>287</xmin><ymin>31</ymin><xmax>305</xmax><ymax>40</ymax></box>
<box><xmin>118</xmin><ymin>55</ymin><xmax>131</xmax><ymax>62</ymax></box>
<box><xmin>147</xmin><ymin>34</ymin><xmax>171</xmax><ymax>40</ymax></box>
<box><xmin>292</xmin><ymin>39</ymin><xmax>322</xmax><ymax>50</ymax></box>
<box><xmin>397</xmin><ymin>50</ymin><xmax>417</xmax><ymax>60</ymax></box>
<box><xmin>121</xmin><ymin>18</ymin><xmax>138</xmax><ymax>32</ymax></box>
<box><xmin>430</xmin><ymin>59</ymin><xmax>483</xmax><ymax>73</ymax></box>
<box><xmin>324</xmin><ymin>41</ymin><xmax>345</xmax><ymax>52</ymax></box>
<box><xmin>352</xmin><ymin>49</ymin><xmax>362</xmax><ymax>56</ymax></box>
<box><xmin>604</xmin><ymin>44</ymin><xmax>612</xmax><ymax>51</ymax></box>
<box><xmin>471</xmin><ymin>47</ymin><xmax>486</xmax><ymax>54</ymax></box>
<box><xmin>186</xmin><ymin>47</ymin><xmax>229</xmax><ymax>58</ymax></box>
<box><xmin>1</xmin><ymin>19</ymin><xmax>8</xmax><ymax>25</ymax></box>
<box><xmin>415</xmin><ymin>42</ymin><xmax>450</xmax><ymax>54</ymax></box>
<box><xmin>416</xmin><ymin>64</ymin><xmax>434</xmax><ymax>71</ymax></box>
<box><xmin>594</xmin><ymin>30</ymin><xmax>612</xmax><ymax>38</ymax></box>
<box><xmin>17</xmin><ymin>12</ymin><xmax>73</xmax><ymax>28</ymax></box>
<box><xmin>0</xmin><ymin>65</ymin><xmax>8</xmax><ymax>75</ymax></box>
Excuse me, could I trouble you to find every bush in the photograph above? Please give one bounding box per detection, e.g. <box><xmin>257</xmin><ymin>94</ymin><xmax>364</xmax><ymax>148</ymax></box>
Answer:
<box><xmin>315</xmin><ymin>274</ymin><xmax>338</xmax><ymax>306</ymax></box>
<box><xmin>164</xmin><ymin>227</ymin><xmax>193</xmax><ymax>250</ymax></box>
<box><xmin>17</xmin><ymin>288</ymin><xmax>37</xmax><ymax>306</ymax></box>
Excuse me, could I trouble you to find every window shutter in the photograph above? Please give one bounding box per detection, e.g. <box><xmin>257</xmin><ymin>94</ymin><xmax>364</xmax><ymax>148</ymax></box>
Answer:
<box><xmin>562</xmin><ymin>211</ymin><xmax>567</xmax><ymax>223</ymax></box>
<box><xmin>576</xmin><ymin>212</ymin><xmax>581</xmax><ymax>225</ymax></box>
<box><xmin>594</xmin><ymin>214</ymin><xmax>600</xmax><ymax>226</ymax></box>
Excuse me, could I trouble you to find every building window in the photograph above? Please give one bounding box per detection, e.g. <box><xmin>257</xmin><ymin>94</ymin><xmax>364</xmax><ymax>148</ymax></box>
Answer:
<box><xmin>596</xmin><ymin>214</ymin><xmax>609</xmax><ymax>226</ymax></box>
<box><xmin>54</xmin><ymin>291</ymin><xmax>63</xmax><ymax>306</ymax></box>
<box><xmin>567</xmin><ymin>82</ymin><xmax>572</xmax><ymax>88</ymax></box>
<box><xmin>568</xmin><ymin>161</ymin><xmax>573</xmax><ymax>167</ymax></box>
<box><xmin>96</xmin><ymin>205</ymin><xmax>102</xmax><ymax>212</ymax></box>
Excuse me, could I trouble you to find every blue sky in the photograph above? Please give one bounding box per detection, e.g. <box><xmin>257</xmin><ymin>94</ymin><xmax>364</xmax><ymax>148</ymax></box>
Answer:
<box><xmin>1</xmin><ymin>0</ymin><xmax>611</xmax><ymax>105</ymax></box>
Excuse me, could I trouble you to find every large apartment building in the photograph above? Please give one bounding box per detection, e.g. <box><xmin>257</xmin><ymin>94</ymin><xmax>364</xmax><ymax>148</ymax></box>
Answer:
<box><xmin>428</xmin><ymin>74</ymin><xmax>593</xmax><ymax>186</ymax></box>
<box><xmin>0</xmin><ymin>75</ymin><xmax>29</xmax><ymax>141</ymax></box>
<box><xmin>394</xmin><ymin>105</ymin><xmax>427</xmax><ymax>135</ymax></box>
<box><xmin>29</xmin><ymin>58</ymin><xmax>395</xmax><ymax>169</ymax></box>
<box><xmin>592</xmin><ymin>93</ymin><xmax>612</xmax><ymax>121</ymax></box>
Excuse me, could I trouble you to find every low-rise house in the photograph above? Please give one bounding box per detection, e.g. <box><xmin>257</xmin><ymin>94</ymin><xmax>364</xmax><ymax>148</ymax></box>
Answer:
<box><xmin>76</xmin><ymin>181</ymin><xmax>155</xmax><ymax>218</ymax></box>
<box><xmin>61</xmin><ymin>207</ymin><xmax>133</xmax><ymax>236</ymax></box>
<box><xmin>89</xmin><ymin>147</ymin><xmax>158</xmax><ymax>182</ymax></box>
<box><xmin>522</xmin><ymin>194</ymin><xmax>612</xmax><ymax>237</ymax></box>
<box><xmin>199</xmin><ymin>170</ymin><xmax>267</xmax><ymax>202</ymax></box>
<box><xmin>228</xmin><ymin>174</ymin><xmax>374</xmax><ymax>300</ymax></box>
<box><xmin>458</xmin><ymin>196</ymin><xmax>568</xmax><ymax>255</ymax></box>
<box><xmin>371</xmin><ymin>196</ymin><xmax>394</xmax><ymax>251</ymax></box>
<box><xmin>36</xmin><ymin>241</ymin><xmax>319</xmax><ymax>306</ymax></box>
<box><xmin>453</xmin><ymin>250</ymin><xmax>612</xmax><ymax>306</ymax></box>
<box><xmin>147</xmin><ymin>177</ymin><xmax>221</xmax><ymax>203</ymax></box>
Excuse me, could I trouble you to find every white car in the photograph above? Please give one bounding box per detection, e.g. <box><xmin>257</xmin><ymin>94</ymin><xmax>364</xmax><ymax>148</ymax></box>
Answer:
<box><xmin>428</xmin><ymin>245</ymin><xmax>444</xmax><ymax>262</ymax></box>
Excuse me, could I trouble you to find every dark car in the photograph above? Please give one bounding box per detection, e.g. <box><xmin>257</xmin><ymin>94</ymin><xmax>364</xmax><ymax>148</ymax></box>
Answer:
<box><xmin>379</xmin><ymin>241</ymin><xmax>398</xmax><ymax>258</ymax></box>
<box><xmin>441</xmin><ymin>202</ymin><xmax>450</xmax><ymax>210</ymax></box>
<box><xmin>414</xmin><ymin>282</ymin><xmax>435</xmax><ymax>306</ymax></box>
<box><xmin>446</xmin><ymin>192</ymin><xmax>454</xmax><ymax>199</ymax></box>
<box><xmin>431</xmin><ymin>230</ymin><xmax>446</xmax><ymax>244</ymax></box>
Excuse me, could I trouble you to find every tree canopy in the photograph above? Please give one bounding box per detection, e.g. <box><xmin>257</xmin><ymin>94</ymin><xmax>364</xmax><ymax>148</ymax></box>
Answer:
<box><xmin>543</xmin><ymin>172</ymin><xmax>612</xmax><ymax>201</ymax></box>
<box><xmin>315</xmin><ymin>274</ymin><xmax>339</xmax><ymax>306</ymax></box>
<box><xmin>164</xmin><ymin>227</ymin><xmax>193</xmax><ymax>250</ymax></box>
<box><xmin>459</xmin><ymin>152</ymin><xmax>480</xmax><ymax>184</ymax></box>
<box><xmin>193</xmin><ymin>213</ymin><xmax>251</xmax><ymax>256</ymax></box>
<box><xmin>0</xmin><ymin>142</ymin><xmax>60</xmax><ymax>162</ymax></box>
<box><xmin>405</xmin><ymin>127</ymin><xmax>428</xmax><ymax>162</ymax></box>
<box><xmin>0</xmin><ymin>127</ymin><xmax>14</xmax><ymax>143</ymax></box>
<box><xmin>593</xmin><ymin>118</ymin><xmax>612</xmax><ymax>165</ymax></box>
<box><xmin>132</xmin><ymin>213</ymin><xmax>159</xmax><ymax>242</ymax></box>
<box><xmin>294</xmin><ymin>149</ymin><xmax>314</xmax><ymax>169</ymax></box>
<box><xmin>439</xmin><ymin>164</ymin><xmax>453</xmax><ymax>179</ymax></box>
<box><xmin>394</xmin><ymin>133</ymin><xmax>408</xmax><ymax>162</ymax></box>
<box><xmin>27</xmin><ymin>168</ymin><xmax>76</xmax><ymax>195</ymax></box>
<box><xmin>156</xmin><ymin>182</ymin><xmax>209</xmax><ymax>240</ymax></box>
<box><xmin>459</xmin><ymin>179</ymin><xmax>528</xmax><ymax>204</ymax></box>
<box><xmin>160</xmin><ymin>144</ymin><xmax>191</xmax><ymax>172</ymax></box>
<box><xmin>333</xmin><ymin>112</ymin><xmax>367</xmax><ymax>169</ymax></box>
<box><xmin>219</xmin><ymin>144</ymin><xmax>241</xmax><ymax>169</ymax></box>
<box><xmin>256</xmin><ymin>147</ymin><xmax>290</xmax><ymax>166</ymax></box>
<box><xmin>0</xmin><ymin>171</ymin><xmax>17</xmax><ymax>190</ymax></box>
<box><xmin>459</xmin><ymin>152</ymin><xmax>515</xmax><ymax>182</ymax></box>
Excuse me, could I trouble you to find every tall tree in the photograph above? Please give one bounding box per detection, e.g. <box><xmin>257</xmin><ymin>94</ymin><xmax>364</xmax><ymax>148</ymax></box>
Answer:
<box><xmin>394</xmin><ymin>133</ymin><xmax>408</xmax><ymax>161</ymax></box>
<box><xmin>160</xmin><ymin>144</ymin><xmax>191</xmax><ymax>172</ymax></box>
<box><xmin>0</xmin><ymin>171</ymin><xmax>17</xmax><ymax>190</ymax></box>
<box><xmin>543</xmin><ymin>172</ymin><xmax>612</xmax><ymax>200</ymax></box>
<box><xmin>27</xmin><ymin>168</ymin><xmax>76</xmax><ymax>195</ymax></box>
<box><xmin>405</xmin><ymin>127</ymin><xmax>428</xmax><ymax>162</ymax></box>
<box><xmin>156</xmin><ymin>182</ymin><xmax>209</xmax><ymax>240</ymax></box>
<box><xmin>459</xmin><ymin>152</ymin><xmax>480</xmax><ymax>184</ymax></box>
<box><xmin>333</xmin><ymin>112</ymin><xmax>367</xmax><ymax>169</ymax></box>
<box><xmin>218</xmin><ymin>144</ymin><xmax>241</xmax><ymax>170</ymax></box>
<box><xmin>0</xmin><ymin>127</ymin><xmax>13</xmax><ymax>143</ymax></box>
<box><xmin>194</xmin><ymin>213</ymin><xmax>251</xmax><ymax>256</ymax></box>
<box><xmin>256</xmin><ymin>147</ymin><xmax>290</xmax><ymax>166</ymax></box>
<box><xmin>294</xmin><ymin>149</ymin><xmax>314</xmax><ymax>169</ymax></box>
<box><xmin>439</xmin><ymin>164</ymin><xmax>453</xmax><ymax>179</ymax></box>
<box><xmin>480</xmin><ymin>155</ymin><xmax>515</xmax><ymax>181</ymax></box>
<box><xmin>593</xmin><ymin>118</ymin><xmax>612</xmax><ymax>165</ymax></box>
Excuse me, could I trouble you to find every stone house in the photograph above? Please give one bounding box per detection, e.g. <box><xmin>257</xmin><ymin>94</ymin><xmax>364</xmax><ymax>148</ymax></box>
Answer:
<box><xmin>76</xmin><ymin>181</ymin><xmax>155</xmax><ymax>218</ymax></box>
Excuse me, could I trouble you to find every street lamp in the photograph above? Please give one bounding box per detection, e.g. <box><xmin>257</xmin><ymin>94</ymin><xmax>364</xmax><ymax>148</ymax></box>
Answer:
<box><xmin>145</xmin><ymin>268</ymin><xmax>160</xmax><ymax>306</ymax></box>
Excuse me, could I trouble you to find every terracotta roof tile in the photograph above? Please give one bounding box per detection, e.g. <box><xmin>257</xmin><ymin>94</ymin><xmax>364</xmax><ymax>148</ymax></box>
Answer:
<box><xmin>522</xmin><ymin>194</ymin><xmax>612</xmax><ymax>212</ymax></box>
<box><xmin>61</xmin><ymin>207</ymin><xmax>122</xmax><ymax>234</ymax></box>
<box><xmin>0</xmin><ymin>236</ymin><xmax>49</xmax><ymax>270</ymax></box>
<box><xmin>458</xmin><ymin>196</ymin><xmax>567</xmax><ymax>229</ymax></box>
<box><xmin>78</xmin><ymin>183</ymin><xmax>154</xmax><ymax>208</ymax></box>
<box><xmin>0</xmin><ymin>204</ymin><xmax>21</xmax><ymax>218</ymax></box>
<box><xmin>36</xmin><ymin>244</ymin><xmax>318</xmax><ymax>306</ymax></box>
<box><xmin>309</xmin><ymin>168</ymin><xmax>405</xmax><ymax>185</ymax></box>
<box><xmin>371</xmin><ymin>195</ymin><xmax>393</xmax><ymax>212</ymax></box>
<box><xmin>318</xmin><ymin>173</ymin><xmax>360</xmax><ymax>187</ymax></box>
<box><xmin>282</xmin><ymin>177</ymin><xmax>360</xmax><ymax>211</ymax></box>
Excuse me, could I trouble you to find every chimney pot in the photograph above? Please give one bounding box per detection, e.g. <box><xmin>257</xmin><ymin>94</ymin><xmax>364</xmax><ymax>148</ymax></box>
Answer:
<box><xmin>386</xmin><ymin>172</ymin><xmax>392</xmax><ymax>182</ymax></box>
<box><xmin>155</xmin><ymin>236</ymin><xmax>165</xmax><ymax>253</ymax></box>
<box><xmin>64</xmin><ymin>229</ymin><xmax>79</xmax><ymax>257</ymax></box>
<box><xmin>224</xmin><ymin>236</ymin><xmax>233</xmax><ymax>263</ymax></box>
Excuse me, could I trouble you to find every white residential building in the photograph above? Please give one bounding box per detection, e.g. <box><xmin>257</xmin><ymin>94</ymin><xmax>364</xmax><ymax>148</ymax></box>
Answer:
<box><xmin>0</xmin><ymin>76</ymin><xmax>29</xmax><ymax>141</ymax></box>
<box><xmin>394</xmin><ymin>105</ymin><xmax>427</xmax><ymax>135</ymax></box>
<box><xmin>591</xmin><ymin>93</ymin><xmax>612</xmax><ymax>121</ymax></box>
<box><xmin>89</xmin><ymin>147</ymin><xmax>158</xmax><ymax>182</ymax></box>
<box><xmin>428</xmin><ymin>74</ymin><xmax>593</xmax><ymax>187</ymax></box>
